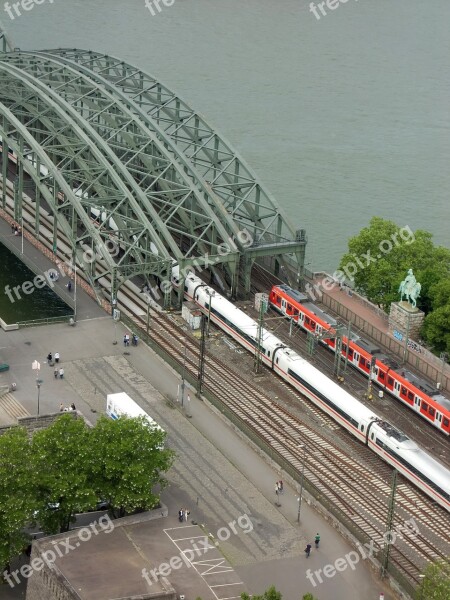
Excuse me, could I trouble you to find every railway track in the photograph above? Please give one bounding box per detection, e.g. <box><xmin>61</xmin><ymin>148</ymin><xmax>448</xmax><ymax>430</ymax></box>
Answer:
<box><xmin>127</xmin><ymin>304</ymin><xmax>450</xmax><ymax>588</ymax></box>
<box><xmin>2</xmin><ymin>179</ymin><xmax>450</xmax><ymax>591</ymax></box>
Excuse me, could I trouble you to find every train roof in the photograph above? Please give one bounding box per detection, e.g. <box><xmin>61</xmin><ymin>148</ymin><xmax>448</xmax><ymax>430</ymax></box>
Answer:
<box><xmin>356</xmin><ymin>338</ymin><xmax>381</xmax><ymax>355</ymax></box>
<box><xmin>400</xmin><ymin>369</ymin><xmax>441</xmax><ymax>398</ymax></box>
<box><xmin>276</xmin><ymin>284</ymin><xmax>309</xmax><ymax>303</ymax></box>
<box><xmin>301</xmin><ymin>303</ymin><xmax>337</xmax><ymax>326</ymax></box>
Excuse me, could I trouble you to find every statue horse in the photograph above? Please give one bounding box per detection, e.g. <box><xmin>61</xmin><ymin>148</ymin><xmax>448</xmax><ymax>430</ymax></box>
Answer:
<box><xmin>398</xmin><ymin>280</ymin><xmax>421</xmax><ymax>308</ymax></box>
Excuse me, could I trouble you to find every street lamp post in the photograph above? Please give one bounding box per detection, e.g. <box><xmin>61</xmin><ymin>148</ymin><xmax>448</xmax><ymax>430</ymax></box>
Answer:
<box><xmin>297</xmin><ymin>444</ymin><xmax>306</xmax><ymax>523</ymax></box>
<box><xmin>73</xmin><ymin>262</ymin><xmax>77</xmax><ymax>322</ymax></box>
<box><xmin>32</xmin><ymin>360</ymin><xmax>41</xmax><ymax>415</ymax></box>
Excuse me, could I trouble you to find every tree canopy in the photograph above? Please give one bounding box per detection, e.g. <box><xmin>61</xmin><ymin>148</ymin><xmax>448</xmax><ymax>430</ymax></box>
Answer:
<box><xmin>89</xmin><ymin>415</ymin><xmax>173</xmax><ymax>518</ymax></box>
<box><xmin>241</xmin><ymin>586</ymin><xmax>282</xmax><ymax>600</ymax></box>
<box><xmin>338</xmin><ymin>217</ymin><xmax>450</xmax><ymax>351</ymax></box>
<box><xmin>0</xmin><ymin>412</ymin><xmax>174</xmax><ymax>574</ymax></box>
<box><xmin>417</xmin><ymin>559</ymin><xmax>450</xmax><ymax>599</ymax></box>
<box><xmin>0</xmin><ymin>427</ymin><xmax>36</xmax><ymax>577</ymax></box>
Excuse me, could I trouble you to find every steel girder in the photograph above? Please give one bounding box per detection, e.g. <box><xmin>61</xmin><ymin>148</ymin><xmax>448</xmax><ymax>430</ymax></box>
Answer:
<box><xmin>0</xmin><ymin>46</ymin><xmax>306</xmax><ymax>300</ymax></box>
<box><xmin>0</xmin><ymin>60</ymin><xmax>176</xmax><ymax>299</ymax></box>
<box><xmin>44</xmin><ymin>49</ymin><xmax>307</xmax><ymax>288</ymax></box>
<box><xmin>0</xmin><ymin>52</ymin><xmax>239</xmax><ymax>296</ymax></box>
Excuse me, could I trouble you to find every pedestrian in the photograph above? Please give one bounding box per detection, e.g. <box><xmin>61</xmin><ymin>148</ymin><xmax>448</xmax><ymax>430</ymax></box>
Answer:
<box><xmin>125</xmin><ymin>333</ymin><xmax>130</xmax><ymax>347</ymax></box>
<box><xmin>54</xmin><ymin>352</ymin><xmax>60</xmax><ymax>364</ymax></box>
<box><xmin>59</xmin><ymin>403</ymin><xmax>64</xmax><ymax>412</ymax></box>
<box><xmin>178</xmin><ymin>508</ymin><xmax>184</xmax><ymax>522</ymax></box>
<box><xmin>70</xmin><ymin>402</ymin><xmax>76</xmax><ymax>411</ymax></box>
<box><xmin>47</xmin><ymin>352</ymin><xmax>52</xmax><ymax>363</ymax></box>
<box><xmin>11</xmin><ymin>224</ymin><xmax>15</xmax><ymax>234</ymax></box>
<box><xmin>14</xmin><ymin>225</ymin><xmax>18</xmax><ymax>236</ymax></box>
<box><xmin>54</xmin><ymin>368</ymin><xmax>58</xmax><ymax>379</ymax></box>
<box><xmin>279</xmin><ymin>480</ymin><xmax>283</xmax><ymax>493</ymax></box>
<box><xmin>275</xmin><ymin>483</ymin><xmax>279</xmax><ymax>497</ymax></box>
<box><xmin>132</xmin><ymin>334</ymin><xmax>138</xmax><ymax>346</ymax></box>
<box><xmin>305</xmin><ymin>543</ymin><xmax>312</xmax><ymax>558</ymax></box>
<box><xmin>184</xmin><ymin>509</ymin><xmax>190</xmax><ymax>521</ymax></box>
<box><xmin>59</xmin><ymin>368</ymin><xmax>64</xmax><ymax>379</ymax></box>
<box><xmin>314</xmin><ymin>533</ymin><xmax>320</xmax><ymax>548</ymax></box>
<box><xmin>67</xmin><ymin>281</ymin><xmax>72</xmax><ymax>292</ymax></box>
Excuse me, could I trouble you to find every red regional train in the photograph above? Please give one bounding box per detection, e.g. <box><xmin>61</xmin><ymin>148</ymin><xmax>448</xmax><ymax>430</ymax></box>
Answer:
<box><xmin>269</xmin><ymin>284</ymin><xmax>450</xmax><ymax>436</ymax></box>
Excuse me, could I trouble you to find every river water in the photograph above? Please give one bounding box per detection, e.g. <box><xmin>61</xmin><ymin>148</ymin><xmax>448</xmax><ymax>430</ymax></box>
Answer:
<box><xmin>0</xmin><ymin>242</ymin><xmax>71</xmax><ymax>322</ymax></box>
<box><xmin>3</xmin><ymin>0</ymin><xmax>450</xmax><ymax>272</ymax></box>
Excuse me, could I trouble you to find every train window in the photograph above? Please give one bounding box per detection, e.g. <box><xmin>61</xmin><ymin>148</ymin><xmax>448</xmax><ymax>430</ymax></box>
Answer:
<box><xmin>348</xmin><ymin>349</ymin><xmax>354</xmax><ymax>358</ymax></box>
<box><xmin>429</xmin><ymin>407</ymin><xmax>435</xmax><ymax>417</ymax></box>
<box><xmin>444</xmin><ymin>418</ymin><xmax>449</xmax><ymax>427</ymax></box>
<box><xmin>311</xmin><ymin>320</ymin><xmax>316</xmax><ymax>329</ymax></box>
<box><xmin>267</xmin><ymin>351</ymin><xmax>271</xmax><ymax>357</ymax></box>
<box><xmin>401</xmin><ymin>386</ymin><xmax>407</xmax><ymax>395</ymax></box>
<box><xmin>276</xmin><ymin>295</ymin><xmax>281</xmax><ymax>304</ymax></box>
<box><xmin>276</xmin><ymin>358</ymin><xmax>279</xmax><ymax>364</ymax></box>
<box><xmin>360</xmin><ymin>424</ymin><xmax>365</xmax><ymax>433</ymax></box>
<box><xmin>370</xmin><ymin>433</ymin><xmax>374</xmax><ymax>440</ymax></box>
<box><xmin>407</xmin><ymin>391</ymin><xmax>414</xmax><ymax>401</ymax></box>
<box><xmin>422</xmin><ymin>402</ymin><xmax>428</xmax><ymax>411</ymax></box>
<box><xmin>294</xmin><ymin>309</ymin><xmax>299</xmax><ymax>317</ymax></box>
<box><xmin>342</xmin><ymin>343</ymin><xmax>347</xmax><ymax>352</ymax></box>
<box><xmin>305</xmin><ymin>317</ymin><xmax>310</xmax><ymax>325</ymax></box>
<box><xmin>388</xmin><ymin>377</ymin><xmax>394</xmax><ymax>386</ymax></box>
<box><xmin>287</xmin><ymin>303</ymin><xmax>292</xmax><ymax>312</ymax></box>
<box><xmin>379</xmin><ymin>371</ymin><xmax>385</xmax><ymax>380</ymax></box>
<box><xmin>360</xmin><ymin>358</ymin><xmax>366</xmax><ymax>367</ymax></box>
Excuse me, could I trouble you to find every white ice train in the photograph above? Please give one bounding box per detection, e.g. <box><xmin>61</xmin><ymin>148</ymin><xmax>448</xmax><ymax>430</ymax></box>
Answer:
<box><xmin>181</xmin><ymin>271</ymin><xmax>450</xmax><ymax>512</ymax></box>
<box><xmin>3</xmin><ymin>140</ymin><xmax>449</xmax><ymax>509</ymax></box>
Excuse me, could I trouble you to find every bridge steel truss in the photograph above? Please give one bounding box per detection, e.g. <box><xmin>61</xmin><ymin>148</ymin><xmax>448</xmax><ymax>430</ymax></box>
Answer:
<box><xmin>0</xmin><ymin>47</ymin><xmax>306</xmax><ymax>304</ymax></box>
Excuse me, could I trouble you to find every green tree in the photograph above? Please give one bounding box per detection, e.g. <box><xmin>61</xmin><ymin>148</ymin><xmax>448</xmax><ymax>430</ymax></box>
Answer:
<box><xmin>302</xmin><ymin>594</ymin><xmax>318</xmax><ymax>600</ymax></box>
<box><xmin>338</xmin><ymin>217</ymin><xmax>450</xmax><ymax>311</ymax></box>
<box><xmin>89</xmin><ymin>415</ymin><xmax>174</xmax><ymax>518</ymax></box>
<box><xmin>31</xmin><ymin>414</ymin><xmax>97</xmax><ymax>533</ymax></box>
<box><xmin>422</xmin><ymin>304</ymin><xmax>450</xmax><ymax>354</ymax></box>
<box><xmin>0</xmin><ymin>427</ymin><xmax>36</xmax><ymax>576</ymax></box>
<box><xmin>416</xmin><ymin>559</ymin><xmax>450</xmax><ymax>599</ymax></box>
<box><xmin>241</xmin><ymin>586</ymin><xmax>282</xmax><ymax>600</ymax></box>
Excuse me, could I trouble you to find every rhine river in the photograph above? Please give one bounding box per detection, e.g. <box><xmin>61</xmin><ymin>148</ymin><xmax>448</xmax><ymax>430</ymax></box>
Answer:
<box><xmin>4</xmin><ymin>0</ymin><xmax>450</xmax><ymax>272</ymax></box>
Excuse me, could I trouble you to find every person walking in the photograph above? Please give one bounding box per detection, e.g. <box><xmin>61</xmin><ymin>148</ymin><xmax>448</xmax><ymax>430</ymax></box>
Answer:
<box><xmin>67</xmin><ymin>281</ymin><xmax>72</xmax><ymax>292</ymax></box>
<box><xmin>70</xmin><ymin>402</ymin><xmax>76</xmax><ymax>411</ymax></box>
<box><xmin>47</xmin><ymin>352</ymin><xmax>52</xmax><ymax>363</ymax></box>
<box><xmin>184</xmin><ymin>509</ymin><xmax>190</xmax><ymax>521</ymax></box>
<box><xmin>54</xmin><ymin>352</ymin><xmax>60</xmax><ymax>364</ymax></box>
<box><xmin>59</xmin><ymin>403</ymin><xmax>64</xmax><ymax>412</ymax></box>
<box><xmin>178</xmin><ymin>508</ymin><xmax>184</xmax><ymax>522</ymax></box>
<box><xmin>305</xmin><ymin>543</ymin><xmax>312</xmax><ymax>558</ymax></box>
<box><xmin>59</xmin><ymin>368</ymin><xmax>64</xmax><ymax>379</ymax></box>
<box><xmin>54</xmin><ymin>368</ymin><xmax>59</xmax><ymax>379</ymax></box>
<box><xmin>314</xmin><ymin>533</ymin><xmax>320</xmax><ymax>548</ymax></box>
<box><xmin>279</xmin><ymin>480</ymin><xmax>283</xmax><ymax>493</ymax></box>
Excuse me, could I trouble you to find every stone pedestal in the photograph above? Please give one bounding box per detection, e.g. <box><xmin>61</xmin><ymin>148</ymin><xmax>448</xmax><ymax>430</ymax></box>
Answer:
<box><xmin>389</xmin><ymin>302</ymin><xmax>425</xmax><ymax>341</ymax></box>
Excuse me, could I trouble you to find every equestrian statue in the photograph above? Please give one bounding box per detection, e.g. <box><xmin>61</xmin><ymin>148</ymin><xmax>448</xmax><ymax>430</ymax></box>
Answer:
<box><xmin>398</xmin><ymin>269</ymin><xmax>421</xmax><ymax>309</ymax></box>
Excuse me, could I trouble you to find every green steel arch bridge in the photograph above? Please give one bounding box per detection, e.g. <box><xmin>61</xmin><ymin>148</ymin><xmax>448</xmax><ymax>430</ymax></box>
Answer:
<box><xmin>0</xmin><ymin>33</ymin><xmax>306</xmax><ymax>305</ymax></box>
